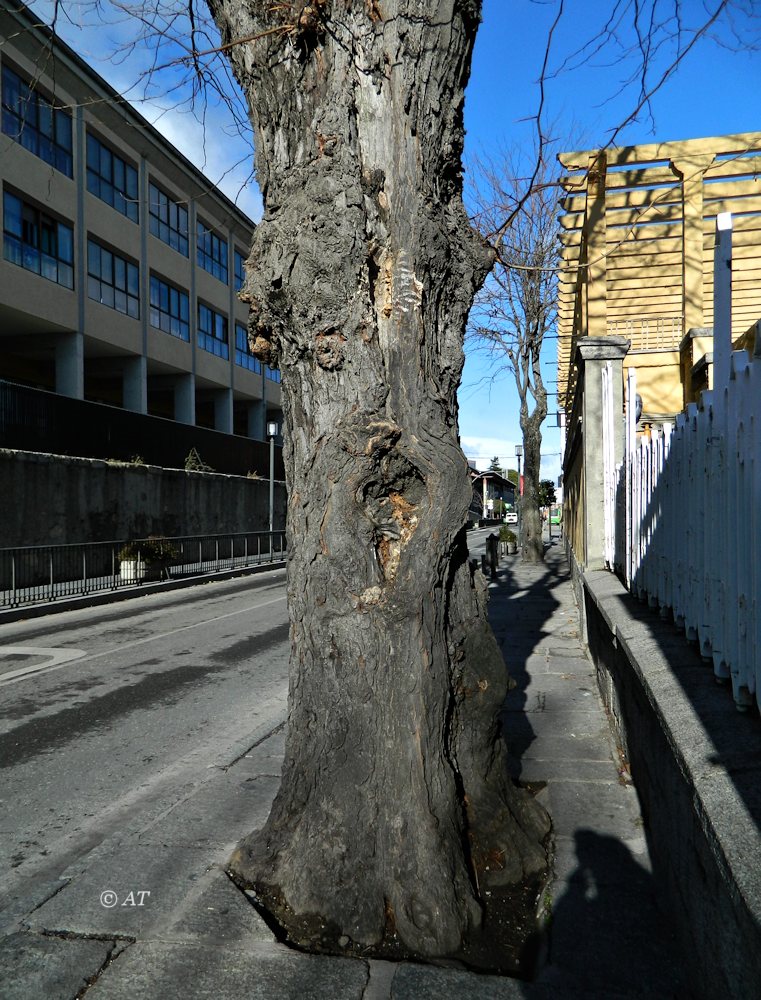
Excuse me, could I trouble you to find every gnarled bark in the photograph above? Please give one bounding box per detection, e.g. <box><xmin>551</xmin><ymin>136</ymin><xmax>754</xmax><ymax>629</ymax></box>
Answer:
<box><xmin>207</xmin><ymin>0</ymin><xmax>549</xmax><ymax>959</ymax></box>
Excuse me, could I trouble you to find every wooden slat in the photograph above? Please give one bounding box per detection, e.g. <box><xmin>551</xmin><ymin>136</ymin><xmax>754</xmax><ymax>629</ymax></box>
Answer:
<box><xmin>559</xmin><ymin>131</ymin><xmax>761</xmax><ymax>170</ymax></box>
<box><xmin>562</xmin><ymin>185</ymin><xmax>682</xmax><ymax>215</ymax></box>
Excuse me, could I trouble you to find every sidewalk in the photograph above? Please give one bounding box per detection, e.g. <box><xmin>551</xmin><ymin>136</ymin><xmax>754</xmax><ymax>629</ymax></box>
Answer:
<box><xmin>2</xmin><ymin>540</ymin><xmax>688</xmax><ymax>999</ymax></box>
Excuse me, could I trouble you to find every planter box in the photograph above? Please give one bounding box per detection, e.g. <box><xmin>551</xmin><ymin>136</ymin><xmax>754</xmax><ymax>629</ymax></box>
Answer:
<box><xmin>119</xmin><ymin>559</ymin><xmax>151</xmax><ymax>584</ymax></box>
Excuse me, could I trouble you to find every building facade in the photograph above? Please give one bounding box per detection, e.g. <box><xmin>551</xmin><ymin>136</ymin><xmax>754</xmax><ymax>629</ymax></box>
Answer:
<box><xmin>557</xmin><ymin>132</ymin><xmax>761</xmax><ymax>421</ymax></box>
<box><xmin>0</xmin><ymin>0</ymin><xmax>281</xmax><ymax>444</ymax></box>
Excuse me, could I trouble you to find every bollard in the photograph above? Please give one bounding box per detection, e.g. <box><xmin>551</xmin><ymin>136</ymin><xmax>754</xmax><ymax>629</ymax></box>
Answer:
<box><xmin>486</xmin><ymin>532</ymin><xmax>499</xmax><ymax>580</ymax></box>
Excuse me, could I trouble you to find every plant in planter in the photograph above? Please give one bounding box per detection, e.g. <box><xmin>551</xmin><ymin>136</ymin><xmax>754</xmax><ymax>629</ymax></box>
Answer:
<box><xmin>498</xmin><ymin>525</ymin><xmax>518</xmax><ymax>555</ymax></box>
<box><xmin>118</xmin><ymin>536</ymin><xmax>178</xmax><ymax>583</ymax></box>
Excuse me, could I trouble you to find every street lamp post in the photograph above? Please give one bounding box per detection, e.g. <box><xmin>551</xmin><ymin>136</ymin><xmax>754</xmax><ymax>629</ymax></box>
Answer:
<box><xmin>267</xmin><ymin>421</ymin><xmax>279</xmax><ymax>537</ymax></box>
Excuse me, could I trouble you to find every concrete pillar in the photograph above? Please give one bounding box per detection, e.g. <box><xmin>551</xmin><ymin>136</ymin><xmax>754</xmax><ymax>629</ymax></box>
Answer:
<box><xmin>123</xmin><ymin>356</ymin><xmax>147</xmax><ymax>413</ymax></box>
<box><xmin>174</xmin><ymin>374</ymin><xmax>195</xmax><ymax>425</ymax></box>
<box><xmin>214</xmin><ymin>388</ymin><xmax>233</xmax><ymax>434</ymax></box>
<box><xmin>585</xmin><ymin>152</ymin><xmax>607</xmax><ymax>339</ymax></box>
<box><xmin>576</xmin><ymin>336</ymin><xmax>629</xmax><ymax>571</ymax></box>
<box><xmin>247</xmin><ymin>399</ymin><xmax>266</xmax><ymax>440</ymax></box>
<box><xmin>55</xmin><ymin>332</ymin><xmax>84</xmax><ymax>398</ymax></box>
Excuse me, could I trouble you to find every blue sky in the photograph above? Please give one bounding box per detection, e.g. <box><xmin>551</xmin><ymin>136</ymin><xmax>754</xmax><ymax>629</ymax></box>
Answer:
<box><xmin>30</xmin><ymin>0</ymin><xmax>761</xmax><ymax>486</ymax></box>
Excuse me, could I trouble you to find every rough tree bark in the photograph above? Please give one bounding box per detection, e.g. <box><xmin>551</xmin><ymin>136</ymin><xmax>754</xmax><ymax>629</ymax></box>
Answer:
<box><xmin>206</xmin><ymin>0</ymin><xmax>549</xmax><ymax>959</ymax></box>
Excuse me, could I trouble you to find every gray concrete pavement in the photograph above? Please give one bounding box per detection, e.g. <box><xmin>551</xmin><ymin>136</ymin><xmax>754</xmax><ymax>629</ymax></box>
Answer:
<box><xmin>0</xmin><ymin>570</ymin><xmax>289</xmax><ymax>925</ymax></box>
<box><xmin>0</xmin><ymin>542</ymin><xmax>691</xmax><ymax>998</ymax></box>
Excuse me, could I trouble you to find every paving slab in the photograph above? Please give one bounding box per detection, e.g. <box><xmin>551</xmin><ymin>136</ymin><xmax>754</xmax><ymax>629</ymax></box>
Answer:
<box><xmin>137</xmin><ymin>773</ymin><xmax>280</xmax><ymax>850</ymax></box>
<box><xmin>0</xmin><ymin>930</ymin><xmax>115</xmax><ymax>1000</ymax></box>
<box><xmin>152</xmin><ymin>866</ymin><xmax>275</xmax><ymax>944</ymax></box>
<box><xmin>233</xmin><ymin>728</ymin><xmax>286</xmax><ymax>777</ymax></box>
<box><xmin>509</xmin><ymin>733</ymin><xmax>615</xmax><ymax>763</ymax></box>
<box><xmin>550</xmin><ymin>833</ymin><xmax>652</xmax><ymax>884</ymax></box>
<box><xmin>86</xmin><ymin>940</ymin><xmax>369</xmax><ymax>1000</ymax></box>
<box><xmin>513</xmin><ymin>758</ymin><xmax>621</xmax><ymax>784</ymax></box>
<box><xmin>390</xmin><ymin>962</ymin><xmax>527</xmax><ymax>999</ymax></box>
<box><xmin>541</xmin><ymin>780</ymin><xmax>643</xmax><ymax>839</ymax></box>
<box><xmin>26</xmin><ymin>845</ymin><xmax>215</xmax><ymax>937</ymax></box>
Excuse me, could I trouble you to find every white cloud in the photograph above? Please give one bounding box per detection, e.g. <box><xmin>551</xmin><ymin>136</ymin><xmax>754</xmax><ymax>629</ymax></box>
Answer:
<box><xmin>460</xmin><ymin>437</ymin><xmax>520</xmax><ymax>472</ymax></box>
<box><xmin>141</xmin><ymin>106</ymin><xmax>263</xmax><ymax>222</ymax></box>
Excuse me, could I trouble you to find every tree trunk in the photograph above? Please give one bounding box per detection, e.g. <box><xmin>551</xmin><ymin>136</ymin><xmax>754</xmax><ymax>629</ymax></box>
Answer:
<box><xmin>520</xmin><ymin>404</ymin><xmax>546</xmax><ymax>564</ymax></box>
<box><xmin>207</xmin><ymin>0</ymin><xmax>549</xmax><ymax>959</ymax></box>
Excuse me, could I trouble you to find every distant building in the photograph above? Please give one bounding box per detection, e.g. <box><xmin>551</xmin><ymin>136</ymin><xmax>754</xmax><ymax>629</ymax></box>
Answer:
<box><xmin>468</xmin><ymin>468</ymin><xmax>516</xmax><ymax>522</ymax></box>
<box><xmin>0</xmin><ymin>0</ymin><xmax>281</xmax><ymax>450</ymax></box>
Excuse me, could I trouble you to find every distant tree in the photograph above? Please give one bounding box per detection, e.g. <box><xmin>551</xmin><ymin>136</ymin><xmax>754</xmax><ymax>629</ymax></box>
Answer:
<box><xmin>468</xmin><ymin>151</ymin><xmax>558</xmax><ymax>565</ymax></box>
<box><xmin>537</xmin><ymin>479</ymin><xmax>557</xmax><ymax>507</ymax></box>
<box><xmin>488</xmin><ymin>455</ymin><xmax>503</xmax><ymax>475</ymax></box>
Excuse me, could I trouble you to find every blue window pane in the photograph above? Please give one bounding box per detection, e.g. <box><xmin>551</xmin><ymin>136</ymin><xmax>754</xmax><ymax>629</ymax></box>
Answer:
<box><xmin>4</xmin><ymin>233</ymin><xmax>22</xmax><ymax>266</ymax></box>
<box><xmin>101</xmin><ymin>247</ymin><xmax>113</xmax><ymax>279</ymax></box>
<box><xmin>114</xmin><ymin>256</ymin><xmax>126</xmax><ymax>291</ymax></box>
<box><xmin>55</xmin><ymin>110</ymin><xmax>72</xmax><ymax>151</ymax></box>
<box><xmin>58</xmin><ymin>262</ymin><xmax>73</xmax><ymax>289</ymax></box>
<box><xmin>38</xmin><ymin>102</ymin><xmax>53</xmax><ymax>138</ymax></box>
<box><xmin>100</xmin><ymin>144</ymin><xmax>112</xmax><ymax>176</ymax></box>
<box><xmin>87</xmin><ymin>240</ymin><xmax>99</xmax><ymax>276</ymax></box>
<box><xmin>57</xmin><ymin>224</ymin><xmax>73</xmax><ymax>264</ymax></box>
<box><xmin>126</xmin><ymin>166</ymin><xmax>138</xmax><ymax>200</ymax></box>
<box><xmin>3</xmin><ymin>192</ymin><xmax>22</xmax><ymax>238</ymax></box>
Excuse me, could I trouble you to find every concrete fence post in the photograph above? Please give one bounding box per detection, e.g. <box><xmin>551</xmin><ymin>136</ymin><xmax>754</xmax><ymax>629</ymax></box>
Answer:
<box><xmin>575</xmin><ymin>337</ymin><xmax>630</xmax><ymax>571</ymax></box>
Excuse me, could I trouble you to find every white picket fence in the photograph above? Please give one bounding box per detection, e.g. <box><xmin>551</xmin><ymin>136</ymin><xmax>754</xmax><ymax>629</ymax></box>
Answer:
<box><xmin>609</xmin><ymin>215</ymin><xmax>761</xmax><ymax>713</ymax></box>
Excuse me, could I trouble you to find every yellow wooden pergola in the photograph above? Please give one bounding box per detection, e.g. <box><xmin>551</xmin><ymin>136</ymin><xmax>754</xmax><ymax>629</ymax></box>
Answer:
<box><xmin>557</xmin><ymin>132</ymin><xmax>761</xmax><ymax>417</ymax></box>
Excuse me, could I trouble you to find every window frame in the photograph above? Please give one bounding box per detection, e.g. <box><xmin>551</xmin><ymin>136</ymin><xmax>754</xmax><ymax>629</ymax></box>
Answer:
<box><xmin>86</xmin><ymin>132</ymin><xmax>139</xmax><ymax>223</ymax></box>
<box><xmin>196</xmin><ymin>219</ymin><xmax>228</xmax><ymax>284</ymax></box>
<box><xmin>148</xmin><ymin>181</ymin><xmax>189</xmax><ymax>256</ymax></box>
<box><xmin>234</xmin><ymin>248</ymin><xmax>246</xmax><ymax>292</ymax></box>
<box><xmin>198</xmin><ymin>301</ymin><xmax>229</xmax><ymax>359</ymax></box>
<box><xmin>3</xmin><ymin>189</ymin><xmax>74</xmax><ymax>288</ymax></box>
<box><xmin>86</xmin><ymin>237</ymin><xmax>139</xmax><ymax>318</ymax></box>
<box><xmin>149</xmin><ymin>273</ymin><xmax>190</xmax><ymax>341</ymax></box>
<box><xmin>1</xmin><ymin>63</ymin><xmax>73</xmax><ymax>176</ymax></box>
<box><xmin>234</xmin><ymin>321</ymin><xmax>261</xmax><ymax>373</ymax></box>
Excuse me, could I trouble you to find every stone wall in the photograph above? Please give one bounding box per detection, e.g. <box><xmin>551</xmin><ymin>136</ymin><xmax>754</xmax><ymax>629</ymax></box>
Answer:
<box><xmin>1</xmin><ymin>449</ymin><xmax>287</xmax><ymax>547</ymax></box>
<box><xmin>576</xmin><ymin>559</ymin><xmax>761</xmax><ymax>1000</ymax></box>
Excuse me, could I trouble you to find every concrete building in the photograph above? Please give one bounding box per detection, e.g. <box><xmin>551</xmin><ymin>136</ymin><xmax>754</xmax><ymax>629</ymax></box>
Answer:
<box><xmin>0</xmin><ymin>0</ymin><xmax>282</xmax><ymax>445</ymax></box>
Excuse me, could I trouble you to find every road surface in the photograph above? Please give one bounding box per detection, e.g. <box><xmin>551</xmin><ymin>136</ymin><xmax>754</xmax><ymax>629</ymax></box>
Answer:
<box><xmin>0</xmin><ymin>568</ymin><xmax>289</xmax><ymax>924</ymax></box>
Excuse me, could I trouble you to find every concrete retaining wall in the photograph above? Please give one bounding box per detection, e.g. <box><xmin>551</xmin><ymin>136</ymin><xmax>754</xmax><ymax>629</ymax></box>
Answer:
<box><xmin>570</xmin><ymin>547</ymin><xmax>761</xmax><ymax>999</ymax></box>
<box><xmin>1</xmin><ymin>449</ymin><xmax>287</xmax><ymax>547</ymax></box>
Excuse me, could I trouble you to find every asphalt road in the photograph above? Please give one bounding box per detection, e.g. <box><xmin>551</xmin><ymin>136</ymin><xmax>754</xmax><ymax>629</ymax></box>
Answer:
<box><xmin>0</xmin><ymin>568</ymin><xmax>289</xmax><ymax>922</ymax></box>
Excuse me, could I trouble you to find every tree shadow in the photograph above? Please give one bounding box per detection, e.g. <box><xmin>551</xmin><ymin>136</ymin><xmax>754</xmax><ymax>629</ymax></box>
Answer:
<box><xmin>526</xmin><ymin>829</ymin><xmax>690</xmax><ymax>997</ymax></box>
<box><xmin>479</xmin><ymin>537</ymin><xmax>570</xmax><ymax>778</ymax></box>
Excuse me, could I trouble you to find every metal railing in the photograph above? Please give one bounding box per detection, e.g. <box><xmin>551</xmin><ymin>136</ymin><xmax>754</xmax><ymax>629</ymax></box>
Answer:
<box><xmin>0</xmin><ymin>530</ymin><xmax>286</xmax><ymax>610</ymax></box>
